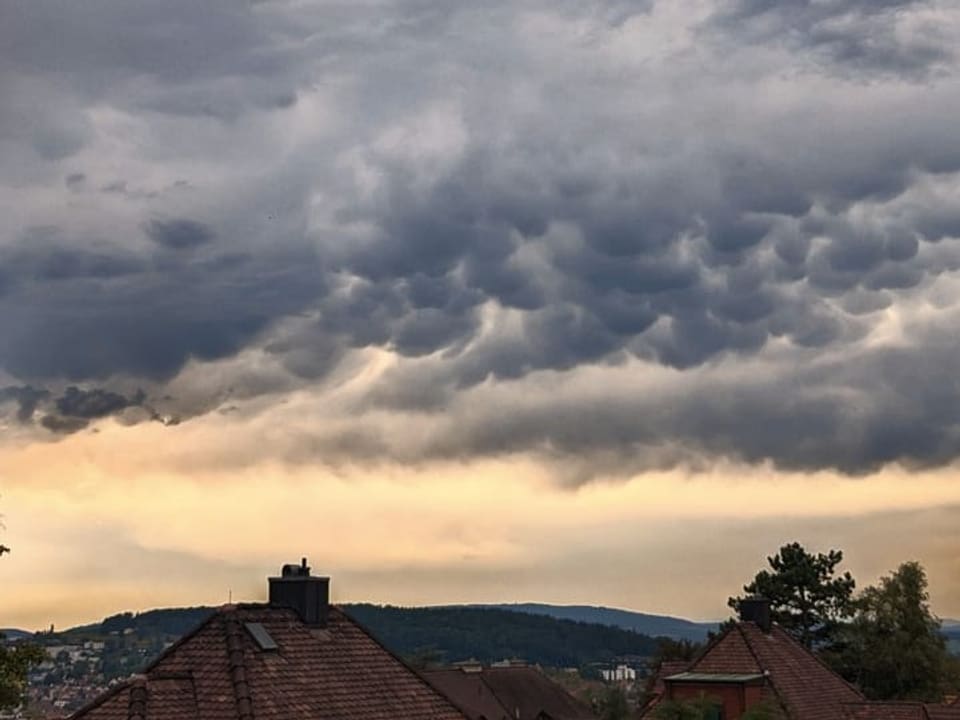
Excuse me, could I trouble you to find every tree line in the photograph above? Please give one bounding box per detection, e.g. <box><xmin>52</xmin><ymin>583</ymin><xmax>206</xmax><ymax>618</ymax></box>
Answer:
<box><xmin>723</xmin><ymin>542</ymin><xmax>957</xmax><ymax>701</ymax></box>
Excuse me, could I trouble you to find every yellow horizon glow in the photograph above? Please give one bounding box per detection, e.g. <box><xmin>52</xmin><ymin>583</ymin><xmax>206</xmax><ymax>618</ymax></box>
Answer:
<box><xmin>4</xmin><ymin>415</ymin><xmax>960</xmax><ymax>630</ymax></box>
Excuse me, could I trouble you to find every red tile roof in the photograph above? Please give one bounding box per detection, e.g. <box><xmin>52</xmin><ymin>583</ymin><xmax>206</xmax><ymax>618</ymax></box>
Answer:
<box><xmin>644</xmin><ymin>621</ymin><xmax>864</xmax><ymax>720</ymax></box>
<box><xmin>422</xmin><ymin>666</ymin><xmax>595</xmax><ymax>720</ymax></box>
<box><xmin>421</xmin><ymin>669</ymin><xmax>512</xmax><ymax>720</ymax></box>
<box><xmin>843</xmin><ymin>701</ymin><xmax>960</xmax><ymax>720</ymax></box>
<box><xmin>927</xmin><ymin>704</ymin><xmax>960</xmax><ymax>720</ymax></box>
<box><xmin>68</xmin><ymin>604</ymin><xmax>468</xmax><ymax>720</ymax></box>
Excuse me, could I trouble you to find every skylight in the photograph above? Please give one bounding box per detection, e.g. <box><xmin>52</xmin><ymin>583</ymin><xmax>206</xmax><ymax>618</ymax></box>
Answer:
<box><xmin>244</xmin><ymin>622</ymin><xmax>279</xmax><ymax>651</ymax></box>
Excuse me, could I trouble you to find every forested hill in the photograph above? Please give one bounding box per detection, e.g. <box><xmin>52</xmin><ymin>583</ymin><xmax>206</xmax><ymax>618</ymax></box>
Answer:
<box><xmin>43</xmin><ymin>604</ymin><xmax>660</xmax><ymax>671</ymax></box>
<box><xmin>343</xmin><ymin>604</ymin><xmax>660</xmax><ymax>667</ymax></box>
<box><xmin>476</xmin><ymin>604</ymin><xmax>717</xmax><ymax>642</ymax></box>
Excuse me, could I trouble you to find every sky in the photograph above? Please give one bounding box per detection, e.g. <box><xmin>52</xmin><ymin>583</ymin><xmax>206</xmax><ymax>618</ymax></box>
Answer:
<box><xmin>3</xmin><ymin>0</ymin><xmax>960</xmax><ymax>630</ymax></box>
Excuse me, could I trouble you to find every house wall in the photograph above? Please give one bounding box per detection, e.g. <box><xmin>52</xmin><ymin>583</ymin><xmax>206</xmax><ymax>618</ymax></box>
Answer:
<box><xmin>666</xmin><ymin>682</ymin><xmax>766</xmax><ymax>720</ymax></box>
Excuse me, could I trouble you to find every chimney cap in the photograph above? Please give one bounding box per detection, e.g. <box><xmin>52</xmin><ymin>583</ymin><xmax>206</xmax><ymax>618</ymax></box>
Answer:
<box><xmin>278</xmin><ymin>558</ymin><xmax>311</xmax><ymax>578</ymax></box>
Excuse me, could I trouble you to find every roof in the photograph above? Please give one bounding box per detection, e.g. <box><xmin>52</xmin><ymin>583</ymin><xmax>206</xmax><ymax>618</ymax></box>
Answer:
<box><xmin>666</xmin><ymin>672</ymin><xmax>766</xmax><ymax>683</ymax></box>
<box><xmin>422</xmin><ymin>666</ymin><xmax>594</xmax><ymax>720</ymax></box>
<box><xmin>843</xmin><ymin>702</ymin><xmax>960</xmax><ymax>720</ymax></box>
<box><xmin>69</xmin><ymin>604</ymin><xmax>467</xmax><ymax>720</ymax></box>
<box><xmin>643</xmin><ymin>621</ymin><xmax>960</xmax><ymax>720</ymax></box>
<box><xmin>644</xmin><ymin>621</ymin><xmax>864</xmax><ymax>720</ymax></box>
<box><xmin>649</xmin><ymin>661</ymin><xmax>691</xmax><ymax>697</ymax></box>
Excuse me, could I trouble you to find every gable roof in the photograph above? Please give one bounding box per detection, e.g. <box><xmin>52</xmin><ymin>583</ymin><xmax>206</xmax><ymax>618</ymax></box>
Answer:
<box><xmin>649</xmin><ymin>621</ymin><xmax>864</xmax><ymax>720</ymax></box>
<box><xmin>69</xmin><ymin>604</ymin><xmax>467</xmax><ymax>720</ymax></box>
<box><xmin>421</xmin><ymin>669</ymin><xmax>513</xmax><ymax>720</ymax></box>
<box><xmin>422</xmin><ymin>666</ymin><xmax>594</xmax><ymax>720</ymax></box>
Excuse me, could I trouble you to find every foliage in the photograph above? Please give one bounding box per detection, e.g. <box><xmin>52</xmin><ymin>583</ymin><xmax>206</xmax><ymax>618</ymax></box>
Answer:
<box><xmin>403</xmin><ymin>646</ymin><xmax>446</xmax><ymax>671</ymax></box>
<box><xmin>828</xmin><ymin>562</ymin><xmax>956</xmax><ymax>701</ymax></box>
<box><xmin>652</xmin><ymin>694</ymin><xmax>723</xmax><ymax>720</ymax></box>
<box><xmin>599</xmin><ymin>685</ymin><xmax>631</xmax><ymax>720</ymax></box>
<box><xmin>0</xmin><ymin>638</ymin><xmax>46</xmax><ymax>710</ymax></box>
<box><xmin>345</xmin><ymin>604</ymin><xmax>660</xmax><ymax>668</ymax></box>
<box><xmin>654</xmin><ymin>638</ymin><xmax>703</xmax><ymax>663</ymax></box>
<box><xmin>739</xmin><ymin>699</ymin><xmax>786</xmax><ymax>720</ymax></box>
<box><xmin>729</xmin><ymin>542</ymin><xmax>855</xmax><ymax>648</ymax></box>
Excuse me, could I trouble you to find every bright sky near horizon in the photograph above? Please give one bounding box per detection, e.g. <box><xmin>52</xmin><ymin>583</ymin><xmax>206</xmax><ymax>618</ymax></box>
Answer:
<box><xmin>3</xmin><ymin>0</ymin><xmax>960</xmax><ymax>630</ymax></box>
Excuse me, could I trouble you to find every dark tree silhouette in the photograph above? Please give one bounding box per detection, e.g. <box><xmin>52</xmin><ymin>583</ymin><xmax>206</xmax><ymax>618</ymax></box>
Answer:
<box><xmin>729</xmin><ymin>542</ymin><xmax>855</xmax><ymax>648</ymax></box>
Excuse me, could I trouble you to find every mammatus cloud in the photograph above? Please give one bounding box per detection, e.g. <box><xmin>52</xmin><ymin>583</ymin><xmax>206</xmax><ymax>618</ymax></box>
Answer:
<box><xmin>2</xmin><ymin>0</ymin><xmax>960</xmax><ymax>479</ymax></box>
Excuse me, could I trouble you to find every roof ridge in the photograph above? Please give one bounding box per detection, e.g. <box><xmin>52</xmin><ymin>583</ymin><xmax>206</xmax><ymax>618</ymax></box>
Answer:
<box><xmin>67</xmin><ymin>677</ymin><xmax>135</xmax><ymax>719</ymax></box>
<box><xmin>141</xmin><ymin>607</ymin><xmax>224</xmax><ymax>675</ymax></box>
<box><xmin>478</xmin><ymin>669</ymin><xmax>522</xmax><ymax>720</ymax></box>
<box><xmin>685</xmin><ymin>619</ymin><xmax>734</xmax><ymax>670</ymax></box>
<box><xmin>127</xmin><ymin>676</ymin><xmax>147</xmax><ymax>720</ymax></box>
<box><xmin>736</xmin><ymin>623</ymin><xmax>792</xmax><ymax>720</ymax></box>
<box><xmin>224</xmin><ymin>616</ymin><xmax>255</xmax><ymax>720</ymax></box>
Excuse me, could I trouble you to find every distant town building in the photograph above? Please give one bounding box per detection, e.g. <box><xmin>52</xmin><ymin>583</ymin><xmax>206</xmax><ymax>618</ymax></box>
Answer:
<box><xmin>601</xmin><ymin>664</ymin><xmax>637</xmax><ymax>683</ymax></box>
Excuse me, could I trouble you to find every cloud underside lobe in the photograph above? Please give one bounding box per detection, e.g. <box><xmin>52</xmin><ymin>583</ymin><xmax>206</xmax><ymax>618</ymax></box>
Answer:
<box><xmin>2</xmin><ymin>0</ymin><xmax>960</xmax><ymax>479</ymax></box>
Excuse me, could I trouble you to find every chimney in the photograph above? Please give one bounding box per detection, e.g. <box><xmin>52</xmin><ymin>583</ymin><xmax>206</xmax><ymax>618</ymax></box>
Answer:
<box><xmin>268</xmin><ymin>558</ymin><xmax>330</xmax><ymax>627</ymax></box>
<box><xmin>739</xmin><ymin>596</ymin><xmax>771</xmax><ymax>632</ymax></box>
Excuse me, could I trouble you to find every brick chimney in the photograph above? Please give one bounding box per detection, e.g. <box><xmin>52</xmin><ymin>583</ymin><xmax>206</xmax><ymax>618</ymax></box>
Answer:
<box><xmin>739</xmin><ymin>596</ymin><xmax>771</xmax><ymax>632</ymax></box>
<box><xmin>268</xmin><ymin>558</ymin><xmax>330</xmax><ymax>627</ymax></box>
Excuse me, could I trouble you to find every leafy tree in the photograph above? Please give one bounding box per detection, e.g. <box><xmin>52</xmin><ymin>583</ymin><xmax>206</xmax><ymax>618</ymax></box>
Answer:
<box><xmin>739</xmin><ymin>699</ymin><xmax>786</xmax><ymax>720</ymax></box>
<box><xmin>831</xmin><ymin>562</ymin><xmax>955</xmax><ymax>701</ymax></box>
<box><xmin>652</xmin><ymin>693</ymin><xmax>723</xmax><ymax>720</ymax></box>
<box><xmin>729</xmin><ymin>542</ymin><xmax>855</xmax><ymax>648</ymax></box>
<box><xmin>0</xmin><ymin>639</ymin><xmax>46</xmax><ymax>710</ymax></box>
<box><xmin>599</xmin><ymin>686</ymin><xmax>631</xmax><ymax>720</ymax></box>
<box><xmin>1</xmin><ymin>527</ymin><xmax>45</xmax><ymax>710</ymax></box>
<box><xmin>654</xmin><ymin>638</ymin><xmax>702</xmax><ymax>663</ymax></box>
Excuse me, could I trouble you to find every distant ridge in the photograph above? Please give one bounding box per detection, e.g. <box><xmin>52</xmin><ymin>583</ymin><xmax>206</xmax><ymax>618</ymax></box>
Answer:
<box><xmin>475</xmin><ymin>603</ymin><xmax>719</xmax><ymax>642</ymax></box>
<box><xmin>0</xmin><ymin>628</ymin><xmax>32</xmax><ymax>641</ymax></box>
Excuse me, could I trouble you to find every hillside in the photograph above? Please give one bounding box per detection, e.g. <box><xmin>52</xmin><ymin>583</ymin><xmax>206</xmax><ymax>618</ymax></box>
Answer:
<box><xmin>22</xmin><ymin>603</ymin><xmax>660</xmax><ymax>681</ymax></box>
<box><xmin>344</xmin><ymin>604</ymin><xmax>660</xmax><ymax>668</ymax></box>
<box><xmin>477</xmin><ymin>603</ymin><xmax>718</xmax><ymax>642</ymax></box>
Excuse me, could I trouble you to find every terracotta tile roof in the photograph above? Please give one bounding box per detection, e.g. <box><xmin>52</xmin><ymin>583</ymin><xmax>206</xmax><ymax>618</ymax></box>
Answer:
<box><xmin>843</xmin><ymin>702</ymin><xmax>928</xmax><ymax>720</ymax></box>
<box><xmin>68</xmin><ymin>604</ymin><xmax>467</xmax><ymax>720</ymax></box>
<box><xmin>421</xmin><ymin>669</ymin><xmax>512</xmax><ymax>720</ymax></box>
<box><xmin>422</xmin><ymin>666</ymin><xmax>594</xmax><ymax>720</ymax></box>
<box><xmin>927</xmin><ymin>704</ymin><xmax>960</xmax><ymax>720</ymax></box>
<box><xmin>843</xmin><ymin>701</ymin><xmax>960</xmax><ymax>720</ymax></box>
<box><xmin>644</xmin><ymin>621</ymin><xmax>865</xmax><ymax>720</ymax></box>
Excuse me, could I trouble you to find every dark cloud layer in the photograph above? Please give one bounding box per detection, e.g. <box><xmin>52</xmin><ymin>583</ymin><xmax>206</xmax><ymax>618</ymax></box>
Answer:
<box><xmin>2</xmin><ymin>0</ymin><xmax>960</xmax><ymax>476</ymax></box>
<box><xmin>708</xmin><ymin>0</ymin><xmax>952</xmax><ymax>77</ymax></box>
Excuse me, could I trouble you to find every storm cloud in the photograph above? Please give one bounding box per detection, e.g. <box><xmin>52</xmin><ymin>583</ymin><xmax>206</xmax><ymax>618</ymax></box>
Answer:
<box><xmin>2</xmin><ymin>0</ymin><xmax>960</xmax><ymax>477</ymax></box>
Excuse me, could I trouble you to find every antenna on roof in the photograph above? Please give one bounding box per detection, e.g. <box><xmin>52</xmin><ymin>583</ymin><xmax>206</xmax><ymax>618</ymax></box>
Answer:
<box><xmin>229</xmin><ymin>588</ymin><xmax>233</xmax><ymax>604</ymax></box>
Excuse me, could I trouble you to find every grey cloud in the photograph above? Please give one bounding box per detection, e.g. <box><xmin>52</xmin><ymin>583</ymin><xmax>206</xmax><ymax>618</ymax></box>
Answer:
<box><xmin>55</xmin><ymin>386</ymin><xmax>141</xmax><ymax>419</ymax></box>
<box><xmin>146</xmin><ymin>219</ymin><xmax>215</xmax><ymax>251</ymax></box>
<box><xmin>1</xmin><ymin>384</ymin><xmax>147</xmax><ymax>434</ymax></box>
<box><xmin>707</xmin><ymin>0</ymin><xmax>952</xmax><ymax>77</ymax></box>
<box><xmin>347</xmin><ymin>315</ymin><xmax>960</xmax><ymax>482</ymax></box>
<box><xmin>4</xmin><ymin>0</ymin><xmax>960</xmax><ymax>478</ymax></box>
<box><xmin>0</xmin><ymin>227</ymin><xmax>324</xmax><ymax>381</ymax></box>
<box><xmin>0</xmin><ymin>386</ymin><xmax>50</xmax><ymax>423</ymax></box>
